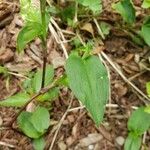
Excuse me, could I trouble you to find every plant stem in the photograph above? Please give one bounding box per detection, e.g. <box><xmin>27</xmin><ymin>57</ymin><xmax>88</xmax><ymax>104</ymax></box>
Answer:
<box><xmin>40</xmin><ymin>0</ymin><xmax>47</xmax><ymax>89</ymax></box>
<box><xmin>4</xmin><ymin>79</ymin><xmax>58</xmax><ymax>127</ymax></box>
<box><xmin>41</xmin><ymin>38</ymin><xmax>47</xmax><ymax>89</ymax></box>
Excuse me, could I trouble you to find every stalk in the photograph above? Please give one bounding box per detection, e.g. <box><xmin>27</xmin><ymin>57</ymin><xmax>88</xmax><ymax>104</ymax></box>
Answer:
<box><xmin>40</xmin><ymin>0</ymin><xmax>47</xmax><ymax>89</ymax></box>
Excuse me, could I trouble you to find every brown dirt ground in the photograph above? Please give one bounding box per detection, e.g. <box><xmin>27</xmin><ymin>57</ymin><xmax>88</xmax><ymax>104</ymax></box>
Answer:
<box><xmin>0</xmin><ymin>0</ymin><xmax>150</xmax><ymax>150</ymax></box>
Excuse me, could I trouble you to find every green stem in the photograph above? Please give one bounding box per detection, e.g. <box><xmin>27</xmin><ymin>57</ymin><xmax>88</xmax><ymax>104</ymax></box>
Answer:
<box><xmin>40</xmin><ymin>0</ymin><xmax>47</xmax><ymax>89</ymax></box>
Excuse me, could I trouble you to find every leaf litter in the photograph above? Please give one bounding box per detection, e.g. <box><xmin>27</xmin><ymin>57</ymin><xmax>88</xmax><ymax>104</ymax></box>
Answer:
<box><xmin>0</xmin><ymin>0</ymin><xmax>150</xmax><ymax>149</ymax></box>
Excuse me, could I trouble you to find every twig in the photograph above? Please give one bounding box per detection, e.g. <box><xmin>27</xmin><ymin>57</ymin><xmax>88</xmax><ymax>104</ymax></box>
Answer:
<box><xmin>94</xmin><ymin>18</ymin><xmax>150</xmax><ymax>103</ymax></box>
<box><xmin>0</xmin><ymin>141</ymin><xmax>15</xmax><ymax>148</ymax></box>
<box><xmin>93</xmin><ymin>18</ymin><xmax>105</xmax><ymax>40</ymax></box>
<box><xmin>101</xmin><ymin>52</ymin><xmax>150</xmax><ymax>103</ymax></box>
<box><xmin>68</xmin><ymin>103</ymin><xmax>138</xmax><ymax>112</ymax></box>
<box><xmin>49</xmin><ymin>18</ymin><xmax>69</xmax><ymax>59</ymax></box>
<box><xmin>48</xmin><ymin>94</ymin><xmax>74</xmax><ymax>150</ymax></box>
<box><xmin>4</xmin><ymin>79</ymin><xmax>57</xmax><ymax>127</ymax></box>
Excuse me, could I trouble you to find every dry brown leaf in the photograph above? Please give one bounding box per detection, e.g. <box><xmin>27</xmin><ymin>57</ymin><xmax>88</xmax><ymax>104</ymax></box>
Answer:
<box><xmin>81</xmin><ymin>23</ymin><xmax>94</xmax><ymax>36</ymax></box>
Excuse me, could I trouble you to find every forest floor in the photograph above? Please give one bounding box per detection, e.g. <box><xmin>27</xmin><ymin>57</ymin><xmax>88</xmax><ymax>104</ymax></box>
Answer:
<box><xmin>0</xmin><ymin>0</ymin><xmax>150</xmax><ymax>150</ymax></box>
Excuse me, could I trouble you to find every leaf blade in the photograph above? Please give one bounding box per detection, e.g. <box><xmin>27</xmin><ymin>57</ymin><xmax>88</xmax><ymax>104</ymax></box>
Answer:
<box><xmin>17</xmin><ymin>22</ymin><xmax>42</xmax><ymax>52</ymax></box>
<box><xmin>0</xmin><ymin>93</ymin><xmax>30</xmax><ymax>107</ymax></box>
<box><xmin>66</xmin><ymin>55</ymin><xmax>109</xmax><ymax>126</ymax></box>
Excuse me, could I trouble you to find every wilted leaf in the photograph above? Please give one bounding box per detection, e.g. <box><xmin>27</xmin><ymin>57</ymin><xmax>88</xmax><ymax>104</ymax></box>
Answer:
<box><xmin>31</xmin><ymin>65</ymin><xmax>54</xmax><ymax>93</ymax></box>
<box><xmin>0</xmin><ymin>93</ymin><xmax>30</xmax><ymax>107</ymax></box>
<box><xmin>77</xmin><ymin>0</ymin><xmax>102</xmax><ymax>13</ymax></box>
<box><xmin>17</xmin><ymin>22</ymin><xmax>43</xmax><ymax>52</ymax></box>
<box><xmin>17</xmin><ymin>112</ymin><xmax>42</xmax><ymax>138</ymax></box>
<box><xmin>81</xmin><ymin>23</ymin><xmax>94</xmax><ymax>36</ymax></box>
<box><xmin>66</xmin><ymin>55</ymin><xmax>109</xmax><ymax>126</ymax></box>
<box><xmin>112</xmin><ymin>0</ymin><xmax>135</xmax><ymax>24</ymax></box>
<box><xmin>142</xmin><ymin>0</ymin><xmax>150</xmax><ymax>8</ymax></box>
<box><xmin>33</xmin><ymin>137</ymin><xmax>45</xmax><ymax>150</ymax></box>
<box><xmin>140</xmin><ymin>17</ymin><xmax>150</xmax><ymax>46</ymax></box>
<box><xmin>128</xmin><ymin>107</ymin><xmax>150</xmax><ymax>135</ymax></box>
<box><xmin>124</xmin><ymin>133</ymin><xmax>141</xmax><ymax>150</ymax></box>
<box><xmin>30</xmin><ymin>106</ymin><xmax>50</xmax><ymax>133</ymax></box>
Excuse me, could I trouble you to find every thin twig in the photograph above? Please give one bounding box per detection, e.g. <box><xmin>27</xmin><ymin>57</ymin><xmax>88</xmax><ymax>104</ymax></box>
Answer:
<box><xmin>93</xmin><ymin>18</ymin><xmax>150</xmax><ymax>103</ymax></box>
<box><xmin>101</xmin><ymin>52</ymin><xmax>150</xmax><ymax>103</ymax></box>
<box><xmin>0</xmin><ymin>141</ymin><xmax>15</xmax><ymax>148</ymax></box>
<box><xmin>4</xmin><ymin>79</ymin><xmax>57</xmax><ymax>127</ymax></box>
<box><xmin>49</xmin><ymin>18</ymin><xmax>69</xmax><ymax>59</ymax></box>
<box><xmin>68</xmin><ymin>103</ymin><xmax>138</xmax><ymax>112</ymax></box>
<box><xmin>48</xmin><ymin>94</ymin><xmax>74</xmax><ymax>150</ymax></box>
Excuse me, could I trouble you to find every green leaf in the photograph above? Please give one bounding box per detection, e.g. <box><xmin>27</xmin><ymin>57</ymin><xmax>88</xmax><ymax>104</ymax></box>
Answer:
<box><xmin>0</xmin><ymin>66</ymin><xmax>8</xmax><ymax>74</ymax></box>
<box><xmin>146</xmin><ymin>82</ymin><xmax>150</xmax><ymax>97</ymax></box>
<box><xmin>17</xmin><ymin>112</ymin><xmax>42</xmax><ymax>138</ymax></box>
<box><xmin>128</xmin><ymin>107</ymin><xmax>150</xmax><ymax>135</ymax></box>
<box><xmin>124</xmin><ymin>133</ymin><xmax>141</xmax><ymax>150</ymax></box>
<box><xmin>33</xmin><ymin>137</ymin><xmax>45</xmax><ymax>150</ymax></box>
<box><xmin>99</xmin><ymin>22</ymin><xmax>111</xmax><ymax>38</ymax></box>
<box><xmin>65</xmin><ymin>55</ymin><xmax>109</xmax><ymax>126</ymax></box>
<box><xmin>37</xmin><ymin>88</ymin><xmax>59</xmax><ymax>102</ymax></box>
<box><xmin>17</xmin><ymin>106</ymin><xmax>50</xmax><ymax>138</ymax></box>
<box><xmin>140</xmin><ymin>17</ymin><xmax>150</xmax><ymax>46</ymax></box>
<box><xmin>0</xmin><ymin>93</ymin><xmax>30</xmax><ymax>107</ymax></box>
<box><xmin>17</xmin><ymin>22</ymin><xmax>43</xmax><ymax>52</ymax></box>
<box><xmin>60</xmin><ymin>5</ymin><xmax>75</xmax><ymax>23</ymax></box>
<box><xmin>142</xmin><ymin>0</ymin><xmax>150</xmax><ymax>8</ymax></box>
<box><xmin>144</xmin><ymin>105</ymin><xmax>150</xmax><ymax>113</ymax></box>
<box><xmin>112</xmin><ymin>0</ymin><xmax>135</xmax><ymax>24</ymax></box>
<box><xmin>55</xmin><ymin>74</ymin><xmax>69</xmax><ymax>87</ymax></box>
<box><xmin>20</xmin><ymin>0</ymin><xmax>41</xmax><ymax>23</ymax></box>
<box><xmin>31</xmin><ymin>65</ymin><xmax>54</xmax><ymax>93</ymax></box>
<box><xmin>77</xmin><ymin>0</ymin><xmax>102</xmax><ymax>13</ymax></box>
<box><xmin>30</xmin><ymin>107</ymin><xmax>50</xmax><ymax>133</ymax></box>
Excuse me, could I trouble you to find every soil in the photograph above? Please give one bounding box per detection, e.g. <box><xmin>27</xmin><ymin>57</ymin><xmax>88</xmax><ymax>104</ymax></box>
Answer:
<box><xmin>0</xmin><ymin>0</ymin><xmax>150</xmax><ymax>150</ymax></box>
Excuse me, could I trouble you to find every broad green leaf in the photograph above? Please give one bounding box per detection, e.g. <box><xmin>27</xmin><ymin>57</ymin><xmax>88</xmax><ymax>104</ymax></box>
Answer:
<box><xmin>112</xmin><ymin>0</ymin><xmax>135</xmax><ymax>24</ymax></box>
<box><xmin>140</xmin><ymin>17</ymin><xmax>150</xmax><ymax>46</ymax></box>
<box><xmin>142</xmin><ymin>0</ymin><xmax>150</xmax><ymax>8</ymax></box>
<box><xmin>124</xmin><ymin>133</ymin><xmax>141</xmax><ymax>150</ymax></box>
<box><xmin>17</xmin><ymin>22</ymin><xmax>42</xmax><ymax>52</ymax></box>
<box><xmin>77</xmin><ymin>0</ymin><xmax>102</xmax><ymax>13</ymax></box>
<box><xmin>20</xmin><ymin>0</ymin><xmax>41</xmax><ymax>23</ymax></box>
<box><xmin>33</xmin><ymin>137</ymin><xmax>45</xmax><ymax>150</ymax></box>
<box><xmin>37</xmin><ymin>88</ymin><xmax>59</xmax><ymax>102</ymax></box>
<box><xmin>128</xmin><ymin>107</ymin><xmax>150</xmax><ymax>135</ymax></box>
<box><xmin>0</xmin><ymin>93</ymin><xmax>30</xmax><ymax>107</ymax></box>
<box><xmin>66</xmin><ymin>55</ymin><xmax>109</xmax><ymax>126</ymax></box>
<box><xmin>31</xmin><ymin>65</ymin><xmax>54</xmax><ymax>93</ymax></box>
<box><xmin>146</xmin><ymin>82</ymin><xmax>150</xmax><ymax>97</ymax></box>
<box><xmin>17</xmin><ymin>112</ymin><xmax>42</xmax><ymax>138</ymax></box>
<box><xmin>30</xmin><ymin>107</ymin><xmax>50</xmax><ymax>133</ymax></box>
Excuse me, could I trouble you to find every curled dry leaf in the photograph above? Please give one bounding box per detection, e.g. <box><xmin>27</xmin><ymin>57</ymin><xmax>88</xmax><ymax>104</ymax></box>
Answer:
<box><xmin>81</xmin><ymin>23</ymin><xmax>94</xmax><ymax>36</ymax></box>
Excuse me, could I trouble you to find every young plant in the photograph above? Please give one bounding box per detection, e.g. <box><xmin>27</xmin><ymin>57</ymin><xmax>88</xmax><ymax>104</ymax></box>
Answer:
<box><xmin>0</xmin><ymin>0</ymin><xmax>109</xmax><ymax>149</ymax></box>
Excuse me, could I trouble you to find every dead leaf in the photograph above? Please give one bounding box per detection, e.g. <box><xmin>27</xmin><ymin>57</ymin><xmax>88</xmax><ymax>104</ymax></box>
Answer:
<box><xmin>81</xmin><ymin>23</ymin><xmax>94</xmax><ymax>36</ymax></box>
